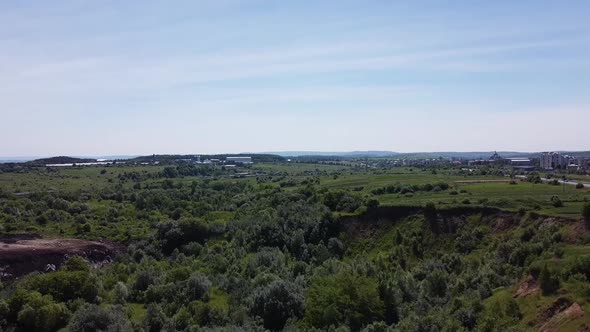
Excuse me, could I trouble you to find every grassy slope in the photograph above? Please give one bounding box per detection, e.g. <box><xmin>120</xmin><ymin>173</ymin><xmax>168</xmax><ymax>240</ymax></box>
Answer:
<box><xmin>343</xmin><ymin>209</ymin><xmax>590</xmax><ymax>331</ymax></box>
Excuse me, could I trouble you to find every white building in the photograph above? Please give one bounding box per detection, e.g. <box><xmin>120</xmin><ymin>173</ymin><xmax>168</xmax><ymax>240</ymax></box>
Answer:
<box><xmin>540</xmin><ymin>152</ymin><xmax>567</xmax><ymax>170</ymax></box>
<box><xmin>226</xmin><ymin>156</ymin><xmax>252</xmax><ymax>164</ymax></box>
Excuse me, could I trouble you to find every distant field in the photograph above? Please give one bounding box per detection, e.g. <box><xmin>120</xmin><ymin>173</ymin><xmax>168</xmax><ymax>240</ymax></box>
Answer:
<box><xmin>319</xmin><ymin>170</ymin><xmax>506</xmax><ymax>190</ymax></box>
<box><xmin>377</xmin><ymin>181</ymin><xmax>588</xmax><ymax>217</ymax></box>
<box><xmin>0</xmin><ymin>165</ymin><xmax>164</xmax><ymax>193</ymax></box>
<box><xmin>252</xmin><ymin>162</ymin><xmax>349</xmax><ymax>174</ymax></box>
<box><xmin>1</xmin><ymin>162</ymin><xmax>588</xmax><ymax>218</ymax></box>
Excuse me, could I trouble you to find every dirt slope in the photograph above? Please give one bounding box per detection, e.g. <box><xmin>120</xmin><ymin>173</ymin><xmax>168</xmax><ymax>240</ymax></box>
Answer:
<box><xmin>0</xmin><ymin>234</ymin><xmax>124</xmax><ymax>279</ymax></box>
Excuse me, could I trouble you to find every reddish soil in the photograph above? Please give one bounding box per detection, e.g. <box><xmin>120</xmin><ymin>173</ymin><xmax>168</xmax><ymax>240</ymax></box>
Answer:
<box><xmin>530</xmin><ymin>298</ymin><xmax>586</xmax><ymax>332</ymax></box>
<box><xmin>514</xmin><ymin>275</ymin><xmax>539</xmax><ymax>298</ymax></box>
<box><xmin>540</xmin><ymin>302</ymin><xmax>585</xmax><ymax>332</ymax></box>
<box><xmin>0</xmin><ymin>234</ymin><xmax>125</xmax><ymax>280</ymax></box>
<box><xmin>538</xmin><ymin>298</ymin><xmax>573</xmax><ymax>323</ymax></box>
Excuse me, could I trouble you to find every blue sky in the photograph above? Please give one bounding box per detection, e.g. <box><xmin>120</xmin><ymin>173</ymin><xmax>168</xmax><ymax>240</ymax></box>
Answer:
<box><xmin>1</xmin><ymin>0</ymin><xmax>589</xmax><ymax>156</ymax></box>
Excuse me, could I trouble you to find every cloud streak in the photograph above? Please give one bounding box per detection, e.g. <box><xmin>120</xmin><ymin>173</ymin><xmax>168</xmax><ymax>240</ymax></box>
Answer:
<box><xmin>0</xmin><ymin>1</ymin><xmax>589</xmax><ymax>155</ymax></box>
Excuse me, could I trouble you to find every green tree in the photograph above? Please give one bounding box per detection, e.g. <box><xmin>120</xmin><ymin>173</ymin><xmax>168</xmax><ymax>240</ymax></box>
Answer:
<box><xmin>62</xmin><ymin>256</ymin><xmax>90</xmax><ymax>272</ymax></box>
<box><xmin>21</xmin><ymin>263</ymin><xmax>98</xmax><ymax>302</ymax></box>
<box><xmin>68</xmin><ymin>304</ymin><xmax>131</xmax><ymax>332</ymax></box>
<box><xmin>7</xmin><ymin>290</ymin><xmax>69</xmax><ymax>331</ymax></box>
<box><xmin>162</xmin><ymin>166</ymin><xmax>179</xmax><ymax>178</ymax></box>
<box><xmin>475</xmin><ymin>291</ymin><xmax>521</xmax><ymax>332</ymax></box>
<box><xmin>539</xmin><ymin>264</ymin><xmax>560</xmax><ymax>295</ymax></box>
<box><xmin>143</xmin><ymin>303</ymin><xmax>167</xmax><ymax>332</ymax></box>
<box><xmin>186</xmin><ymin>274</ymin><xmax>212</xmax><ymax>301</ymax></box>
<box><xmin>250</xmin><ymin>280</ymin><xmax>304</xmax><ymax>331</ymax></box>
<box><xmin>550</xmin><ymin>196</ymin><xmax>563</xmax><ymax>208</ymax></box>
<box><xmin>113</xmin><ymin>282</ymin><xmax>128</xmax><ymax>304</ymax></box>
<box><xmin>305</xmin><ymin>273</ymin><xmax>384</xmax><ymax>330</ymax></box>
<box><xmin>426</xmin><ymin>269</ymin><xmax>448</xmax><ymax>298</ymax></box>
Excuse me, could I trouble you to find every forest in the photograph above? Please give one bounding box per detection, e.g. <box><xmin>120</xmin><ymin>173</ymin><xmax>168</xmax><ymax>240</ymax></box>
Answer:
<box><xmin>1</xmin><ymin>159</ymin><xmax>590</xmax><ymax>331</ymax></box>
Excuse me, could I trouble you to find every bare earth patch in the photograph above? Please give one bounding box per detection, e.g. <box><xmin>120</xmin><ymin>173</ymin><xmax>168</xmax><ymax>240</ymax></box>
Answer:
<box><xmin>563</xmin><ymin>220</ymin><xmax>589</xmax><ymax>244</ymax></box>
<box><xmin>530</xmin><ymin>297</ymin><xmax>585</xmax><ymax>332</ymax></box>
<box><xmin>491</xmin><ymin>214</ymin><xmax>519</xmax><ymax>233</ymax></box>
<box><xmin>514</xmin><ymin>275</ymin><xmax>539</xmax><ymax>298</ymax></box>
<box><xmin>0</xmin><ymin>234</ymin><xmax>124</xmax><ymax>280</ymax></box>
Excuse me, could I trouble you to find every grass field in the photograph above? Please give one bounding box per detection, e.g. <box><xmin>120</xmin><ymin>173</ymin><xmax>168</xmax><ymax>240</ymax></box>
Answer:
<box><xmin>0</xmin><ymin>165</ymin><xmax>165</xmax><ymax>193</ymax></box>
<box><xmin>1</xmin><ymin>163</ymin><xmax>588</xmax><ymax>218</ymax></box>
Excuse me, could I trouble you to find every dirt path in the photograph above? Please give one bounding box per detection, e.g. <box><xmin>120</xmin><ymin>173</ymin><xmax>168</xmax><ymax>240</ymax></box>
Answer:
<box><xmin>0</xmin><ymin>234</ymin><xmax>125</xmax><ymax>279</ymax></box>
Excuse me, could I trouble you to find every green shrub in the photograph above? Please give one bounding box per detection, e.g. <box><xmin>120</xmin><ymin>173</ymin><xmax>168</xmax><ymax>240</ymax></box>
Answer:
<box><xmin>250</xmin><ymin>280</ymin><xmax>304</xmax><ymax>331</ymax></box>
<box><xmin>113</xmin><ymin>282</ymin><xmax>129</xmax><ymax>304</ymax></box>
<box><xmin>5</xmin><ymin>289</ymin><xmax>69</xmax><ymax>331</ymax></box>
<box><xmin>68</xmin><ymin>304</ymin><xmax>131</xmax><ymax>332</ymax></box>
<box><xmin>568</xmin><ymin>256</ymin><xmax>590</xmax><ymax>280</ymax></box>
<box><xmin>305</xmin><ymin>273</ymin><xmax>384</xmax><ymax>330</ymax></box>
<box><xmin>186</xmin><ymin>274</ymin><xmax>212</xmax><ymax>301</ymax></box>
<box><xmin>21</xmin><ymin>260</ymin><xmax>97</xmax><ymax>302</ymax></box>
<box><xmin>550</xmin><ymin>196</ymin><xmax>563</xmax><ymax>208</ymax></box>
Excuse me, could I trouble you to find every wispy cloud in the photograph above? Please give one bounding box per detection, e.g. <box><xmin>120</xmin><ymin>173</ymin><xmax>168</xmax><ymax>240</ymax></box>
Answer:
<box><xmin>4</xmin><ymin>36</ymin><xmax>583</xmax><ymax>100</ymax></box>
<box><xmin>0</xmin><ymin>1</ymin><xmax>589</xmax><ymax>155</ymax></box>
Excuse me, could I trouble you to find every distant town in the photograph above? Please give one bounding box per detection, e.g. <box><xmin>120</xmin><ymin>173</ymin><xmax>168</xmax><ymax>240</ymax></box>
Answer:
<box><xmin>467</xmin><ymin>151</ymin><xmax>588</xmax><ymax>172</ymax></box>
<box><xmin>4</xmin><ymin>152</ymin><xmax>589</xmax><ymax>176</ymax></box>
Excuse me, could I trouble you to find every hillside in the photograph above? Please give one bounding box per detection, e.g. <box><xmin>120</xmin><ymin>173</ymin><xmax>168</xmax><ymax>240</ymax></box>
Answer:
<box><xmin>27</xmin><ymin>156</ymin><xmax>97</xmax><ymax>165</ymax></box>
<box><xmin>129</xmin><ymin>153</ymin><xmax>284</xmax><ymax>163</ymax></box>
<box><xmin>342</xmin><ymin>206</ymin><xmax>590</xmax><ymax>331</ymax></box>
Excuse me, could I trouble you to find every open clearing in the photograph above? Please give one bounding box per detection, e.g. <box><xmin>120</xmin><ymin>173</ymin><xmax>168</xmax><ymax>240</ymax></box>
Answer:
<box><xmin>0</xmin><ymin>234</ymin><xmax>124</xmax><ymax>279</ymax></box>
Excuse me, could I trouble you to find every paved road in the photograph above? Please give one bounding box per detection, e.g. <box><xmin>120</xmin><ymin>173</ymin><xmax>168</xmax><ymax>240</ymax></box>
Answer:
<box><xmin>514</xmin><ymin>175</ymin><xmax>590</xmax><ymax>188</ymax></box>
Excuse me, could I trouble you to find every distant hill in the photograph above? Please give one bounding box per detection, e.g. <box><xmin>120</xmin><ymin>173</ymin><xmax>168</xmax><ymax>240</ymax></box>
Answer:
<box><xmin>27</xmin><ymin>156</ymin><xmax>97</xmax><ymax>165</ymax></box>
<box><xmin>0</xmin><ymin>157</ymin><xmax>39</xmax><ymax>163</ymax></box>
<box><xmin>266</xmin><ymin>151</ymin><xmax>399</xmax><ymax>157</ymax></box>
<box><xmin>129</xmin><ymin>154</ymin><xmax>285</xmax><ymax>163</ymax></box>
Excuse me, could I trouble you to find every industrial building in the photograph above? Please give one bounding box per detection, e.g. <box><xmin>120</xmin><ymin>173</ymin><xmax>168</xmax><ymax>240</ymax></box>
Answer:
<box><xmin>226</xmin><ymin>156</ymin><xmax>253</xmax><ymax>164</ymax></box>
<box><xmin>506</xmin><ymin>158</ymin><xmax>534</xmax><ymax>171</ymax></box>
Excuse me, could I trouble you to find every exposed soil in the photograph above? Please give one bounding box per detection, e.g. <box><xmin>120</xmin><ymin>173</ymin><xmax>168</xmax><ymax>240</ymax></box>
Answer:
<box><xmin>514</xmin><ymin>275</ymin><xmax>539</xmax><ymax>298</ymax></box>
<box><xmin>531</xmin><ymin>298</ymin><xmax>586</xmax><ymax>332</ymax></box>
<box><xmin>536</xmin><ymin>298</ymin><xmax>573</xmax><ymax>324</ymax></box>
<box><xmin>0</xmin><ymin>234</ymin><xmax>125</xmax><ymax>280</ymax></box>
<box><xmin>491</xmin><ymin>214</ymin><xmax>519</xmax><ymax>233</ymax></box>
<box><xmin>563</xmin><ymin>220</ymin><xmax>588</xmax><ymax>244</ymax></box>
<box><xmin>540</xmin><ymin>302</ymin><xmax>585</xmax><ymax>332</ymax></box>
